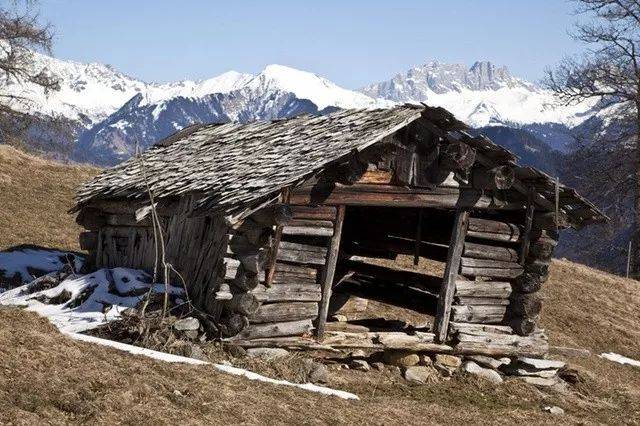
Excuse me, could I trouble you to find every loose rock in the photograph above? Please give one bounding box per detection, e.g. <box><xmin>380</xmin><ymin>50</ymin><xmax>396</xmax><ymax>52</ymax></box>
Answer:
<box><xmin>517</xmin><ymin>357</ymin><xmax>565</xmax><ymax>370</ymax></box>
<box><xmin>173</xmin><ymin>317</ymin><xmax>200</xmax><ymax>331</ymax></box>
<box><xmin>246</xmin><ymin>347</ymin><xmax>289</xmax><ymax>361</ymax></box>
<box><xmin>348</xmin><ymin>349</ymin><xmax>367</xmax><ymax>359</ymax></box>
<box><xmin>518</xmin><ymin>376</ymin><xmax>560</xmax><ymax>387</ymax></box>
<box><xmin>307</xmin><ymin>361</ymin><xmax>328</xmax><ymax>383</ymax></box>
<box><xmin>350</xmin><ymin>359</ymin><xmax>371</xmax><ymax>372</ymax></box>
<box><xmin>419</xmin><ymin>354</ymin><xmax>433</xmax><ymax>366</ymax></box>
<box><xmin>543</xmin><ymin>406</ymin><xmax>565</xmax><ymax>415</ymax></box>
<box><xmin>466</xmin><ymin>354</ymin><xmax>509</xmax><ymax>370</ymax></box>
<box><xmin>434</xmin><ymin>354</ymin><xmax>462</xmax><ymax>376</ymax></box>
<box><xmin>383</xmin><ymin>350</ymin><xmax>420</xmax><ymax>367</ymax></box>
<box><xmin>404</xmin><ymin>366</ymin><xmax>439</xmax><ymax>384</ymax></box>
<box><xmin>435</xmin><ymin>354</ymin><xmax>462</xmax><ymax>369</ymax></box>
<box><xmin>462</xmin><ymin>361</ymin><xmax>503</xmax><ymax>384</ymax></box>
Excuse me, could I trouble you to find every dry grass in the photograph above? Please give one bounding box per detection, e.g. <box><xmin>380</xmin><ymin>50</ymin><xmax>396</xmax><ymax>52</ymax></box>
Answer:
<box><xmin>2</xmin><ymin>307</ymin><xmax>636</xmax><ymax>426</ymax></box>
<box><xmin>1</xmin><ymin>147</ymin><xmax>640</xmax><ymax>424</ymax></box>
<box><xmin>1</xmin><ymin>261</ymin><xmax>640</xmax><ymax>424</ymax></box>
<box><xmin>0</xmin><ymin>145</ymin><xmax>98</xmax><ymax>251</ymax></box>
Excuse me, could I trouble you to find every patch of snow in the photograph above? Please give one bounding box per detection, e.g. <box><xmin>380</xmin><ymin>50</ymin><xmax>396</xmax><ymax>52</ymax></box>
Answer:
<box><xmin>0</xmin><ymin>268</ymin><xmax>182</xmax><ymax>333</ymax></box>
<box><xmin>0</xmin><ymin>248</ymin><xmax>83</xmax><ymax>283</ymax></box>
<box><xmin>66</xmin><ymin>332</ymin><xmax>208</xmax><ymax>364</ymax></box>
<box><xmin>66</xmin><ymin>332</ymin><xmax>358</xmax><ymax>399</ymax></box>
<box><xmin>600</xmin><ymin>352</ymin><xmax>640</xmax><ymax>368</ymax></box>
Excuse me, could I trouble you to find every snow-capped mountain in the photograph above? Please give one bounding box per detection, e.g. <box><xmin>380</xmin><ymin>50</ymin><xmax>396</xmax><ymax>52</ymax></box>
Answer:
<box><xmin>73</xmin><ymin>64</ymin><xmax>391</xmax><ymax>165</ymax></box>
<box><xmin>7</xmin><ymin>51</ymin><xmax>253</xmax><ymax>125</ymax></box>
<box><xmin>12</xmin><ymin>53</ymin><xmax>605</xmax><ymax>163</ymax></box>
<box><xmin>360</xmin><ymin>61</ymin><xmax>597</xmax><ymax>129</ymax></box>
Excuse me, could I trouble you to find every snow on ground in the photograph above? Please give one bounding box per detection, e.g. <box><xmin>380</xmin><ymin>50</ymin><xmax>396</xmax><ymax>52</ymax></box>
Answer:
<box><xmin>67</xmin><ymin>332</ymin><xmax>359</xmax><ymax>400</ymax></box>
<box><xmin>600</xmin><ymin>352</ymin><xmax>640</xmax><ymax>369</ymax></box>
<box><xmin>0</xmin><ymin>247</ymin><xmax>84</xmax><ymax>284</ymax></box>
<box><xmin>0</xmin><ymin>263</ymin><xmax>360</xmax><ymax>400</ymax></box>
<box><xmin>0</xmin><ymin>268</ymin><xmax>183</xmax><ymax>333</ymax></box>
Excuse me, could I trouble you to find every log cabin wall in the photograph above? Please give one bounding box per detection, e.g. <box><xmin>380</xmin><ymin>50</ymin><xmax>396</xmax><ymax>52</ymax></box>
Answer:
<box><xmin>222</xmin><ymin>204</ymin><xmax>343</xmax><ymax>342</ymax></box>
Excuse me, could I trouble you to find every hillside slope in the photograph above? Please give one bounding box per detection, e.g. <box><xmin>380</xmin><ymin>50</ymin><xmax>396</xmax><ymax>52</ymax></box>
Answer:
<box><xmin>0</xmin><ymin>260</ymin><xmax>638</xmax><ymax>424</ymax></box>
<box><xmin>0</xmin><ymin>145</ymin><xmax>98</xmax><ymax>251</ymax></box>
<box><xmin>1</xmin><ymin>147</ymin><xmax>639</xmax><ymax>424</ymax></box>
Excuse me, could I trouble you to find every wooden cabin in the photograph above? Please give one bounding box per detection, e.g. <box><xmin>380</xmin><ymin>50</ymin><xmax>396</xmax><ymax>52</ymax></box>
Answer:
<box><xmin>72</xmin><ymin>105</ymin><xmax>606</xmax><ymax>357</ymax></box>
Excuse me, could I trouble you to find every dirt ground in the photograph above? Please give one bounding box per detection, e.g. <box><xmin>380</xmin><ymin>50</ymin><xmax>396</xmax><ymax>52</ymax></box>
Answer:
<box><xmin>1</xmin><ymin>147</ymin><xmax>640</xmax><ymax>424</ymax></box>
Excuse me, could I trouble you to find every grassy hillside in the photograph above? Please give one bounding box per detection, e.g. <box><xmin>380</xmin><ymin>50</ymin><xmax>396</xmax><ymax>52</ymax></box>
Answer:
<box><xmin>0</xmin><ymin>145</ymin><xmax>99</xmax><ymax>251</ymax></box>
<box><xmin>1</xmin><ymin>146</ymin><xmax>639</xmax><ymax>424</ymax></box>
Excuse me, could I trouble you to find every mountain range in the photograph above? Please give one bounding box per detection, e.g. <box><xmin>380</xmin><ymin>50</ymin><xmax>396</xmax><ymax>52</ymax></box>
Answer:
<box><xmin>7</xmin><ymin>51</ymin><xmax>630</xmax><ymax>274</ymax></box>
<box><xmin>14</xmin><ymin>52</ymin><xmax>603</xmax><ymax>165</ymax></box>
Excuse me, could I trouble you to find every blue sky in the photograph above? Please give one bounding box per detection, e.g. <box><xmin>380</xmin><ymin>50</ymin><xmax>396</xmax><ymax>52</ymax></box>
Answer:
<box><xmin>39</xmin><ymin>0</ymin><xmax>585</xmax><ymax>88</ymax></box>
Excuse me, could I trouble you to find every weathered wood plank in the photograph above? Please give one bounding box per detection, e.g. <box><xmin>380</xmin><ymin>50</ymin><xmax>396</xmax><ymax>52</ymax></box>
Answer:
<box><xmin>290</xmin><ymin>205</ymin><xmax>337</xmax><ymax>221</ymax></box>
<box><xmin>232</xmin><ymin>319</ymin><xmax>314</xmax><ymax>340</ymax></box>
<box><xmin>460</xmin><ymin>266</ymin><xmax>523</xmax><ymax>279</ymax></box>
<box><xmin>252</xmin><ymin>283</ymin><xmax>322</xmax><ymax>302</ymax></box>
<box><xmin>455</xmin><ymin>296</ymin><xmax>510</xmax><ymax>306</ymax></box>
<box><xmin>455</xmin><ymin>280</ymin><xmax>512</xmax><ymax>298</ymax></box>
<box><xmin>451</xmin><ymin>305</ymin><xmax>508</xmax><ymax>324</ymax></box>
<box><xmin>250</xmin><ymin>302</ymin><xmax>319</xmax><ymax>323</ymax></box>
<box><xmin>460</xmin><ymin>257</ymin><xmax>523</xmax><ymax>269</ymax></box>
<box><xmin>434</xmin><ymin>209</ymin><xmax>469</xmax><ymax>342</ymax></box>
<box><xmin>317</xmin><ymin>205</ymin><xmax>346</xmax><ymax>339</ymax></box>
<box><xmin>289</xmin><ymin>184</ymin><xmax>525</xmax><ymax>210</ymax></box>
<box><xmin>282</xmin><ymin>226</ymin><xmax>334</xmax><ymax>237</ymax></box>
<box><xmin>463</xmin><ymin>242</ymin><xmax>519</xmax><ymax>262</ymax></box>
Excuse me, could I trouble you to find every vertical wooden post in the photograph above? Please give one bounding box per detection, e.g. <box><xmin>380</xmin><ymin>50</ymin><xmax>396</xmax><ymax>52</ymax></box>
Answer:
<box><xmin>316</xmin><ymin>205</ymin><xmax>346</xmax><ymax>339</ymax></box>
<box><xmin>554</xmin><ymin>176</ymin><xmax>560</xmax><ymax>227</ymax></box>
<box><xmin>433</xmin><ymin>209</ymin><xmax>469</xmax><ymax>343</ymax></box>
<box><xmin>413</xmin><ymin>209</ymin><xmax>423</xmax><ymax>266</ymax></box>
<box><xmin>519</xmin><ymin>189</ymin><xmax>535</xmax><ymax>266</ymax></box>
<box><xmin>627</xmin><ymin>240</ymin><xmax>632</xmax><ymax>278</ymax></box>
<box><xmin>265</xmin><ymin>188</ymin><xmax>290</xmax><ymax>287</ymax></box>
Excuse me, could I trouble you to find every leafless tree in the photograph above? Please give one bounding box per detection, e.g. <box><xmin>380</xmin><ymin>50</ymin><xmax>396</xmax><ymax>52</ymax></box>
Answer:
<box><xmin>0</xmin><ymin>0</ymin><xmax>59</xmax><ymax>146</ymax></box>
<box><xmin>545</xmin><ymin>0</ymin><xmax>640</xmax><ymax>275</ymax></box>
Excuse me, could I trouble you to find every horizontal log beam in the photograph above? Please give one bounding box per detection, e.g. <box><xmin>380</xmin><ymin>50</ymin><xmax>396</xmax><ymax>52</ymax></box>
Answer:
<box><xmin>252</xmin><ymin>283</ymin><xmax>322</xmax><ymax>302</ymax></box>
<box><xmin>451</xmin><ymin>305</ymin><xmax>508</xmax><ymax>324</ymax></box>
<box><xmin>455</xmin><ymin>296</ymin><xmax>510</xmax><ymax>306</ymax></box>
<box><xmin>460</xmin><ymin>266</ymin><xmax>523</xmax><ymax>279</ymax></box>
<box><xmin>455</xmin><ymin>280</ymin><xmax>512</xmax><ymax>298</ymax></box>
<box><xmin>290</xmin><ymin>205</ymin><xmax>337</xmax><ymax>221</ymax></box>
<box><xmin>460</xmin><ymin>257</ymin><xmax>522</xmax><ymax>269</ymax></box>
<box><xmin>463</xmin><ymin>242</ymin><xmax>519</xmax><ymax>262</ymax></box>
<box><xmin>290</xmin><ymin>184</ymin><xmax>526</xmax><ymax>210</ymax></box>
<box><xmin>250</xmin><ymin>302</ymin><xmax>319</xmax><ymax>323</ymax></box>
<box><xmin>282</xmin><ymin>226</ymin><xmax>333</xmax><ymax>237</ymax></box>
<box><xmin>231</xmin><ymin>319</ymin><xmax>314</xmax><ymax>340</ymax></box>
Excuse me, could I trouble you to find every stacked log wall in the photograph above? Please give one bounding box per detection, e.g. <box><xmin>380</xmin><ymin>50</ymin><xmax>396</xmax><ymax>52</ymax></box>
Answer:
<box><xmin>448</xmin><ymin>214</ymin><xmax>552</xmax><ymax>353</ymax></box>
<box><xmin>223</xmin><ymin>205</ymin><xmax>338</xmax><ymax>342</ymax></box>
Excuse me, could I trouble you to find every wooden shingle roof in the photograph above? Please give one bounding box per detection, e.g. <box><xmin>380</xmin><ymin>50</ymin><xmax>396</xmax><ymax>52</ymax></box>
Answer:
<box><xmin>74</xmin><ymin>105</ymin><xmax>607</xmax><ymax>228</ymax></box>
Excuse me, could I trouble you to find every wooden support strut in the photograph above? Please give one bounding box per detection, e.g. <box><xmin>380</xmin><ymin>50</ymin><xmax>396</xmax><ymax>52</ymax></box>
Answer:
<box><xmin>265</xmin><ymin>188</ymin><xmax>290</xmax><ymax>287</ymax></box>
<box><xmin>316</xmin><ymin>205</ymin><xmax>346</xmax><ymax>339</ymax></box>
<box><xmin>413</xmin><ymin>209</ymin><xmax>423</xmax><ymax>266</ymax></box>
<box><xmin>434</xmin><ymin>209</ymin><xmax>470</xmax><ymax>343</ymax></box>
<box><xmin>519</xmin><ymin>188</ymin><xmax>535</xmax><ymax>265</ymax></box>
